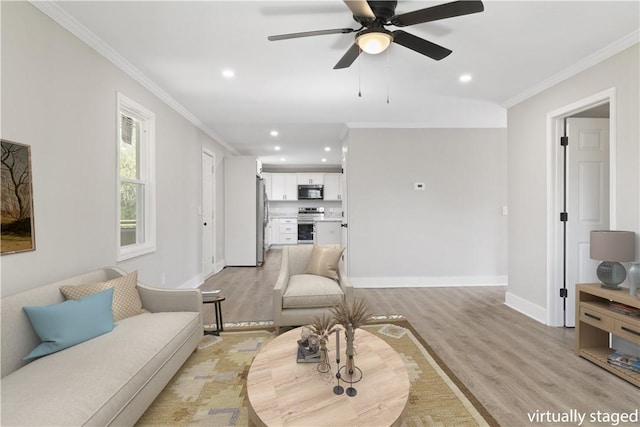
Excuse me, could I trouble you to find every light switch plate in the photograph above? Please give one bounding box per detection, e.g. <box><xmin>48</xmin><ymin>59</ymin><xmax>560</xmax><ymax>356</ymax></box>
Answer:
<box><xmin>414</xmin><ymin>182</ymin><xmax>426</xmax><ymax>191</ymax></box>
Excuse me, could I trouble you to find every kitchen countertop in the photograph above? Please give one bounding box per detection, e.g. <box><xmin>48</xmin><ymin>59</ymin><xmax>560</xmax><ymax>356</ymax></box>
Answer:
<box><xmin>269</xmin><ymin>214</ymin><xmax>297</xmax><ymax>219</ymax></box>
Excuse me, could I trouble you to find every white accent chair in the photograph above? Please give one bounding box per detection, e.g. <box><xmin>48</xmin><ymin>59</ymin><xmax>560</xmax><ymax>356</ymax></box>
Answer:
<box><xmin>273</xmin><ymin>245</ymin><xmax>353</xmax><ymax>333</ymax></box>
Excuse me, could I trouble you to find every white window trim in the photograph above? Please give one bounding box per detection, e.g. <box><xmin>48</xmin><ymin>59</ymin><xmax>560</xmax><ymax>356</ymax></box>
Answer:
<box><xmin>116</xmin><ymin>92</ymin><xmax>156</xmax><ymax>261</ymax></box>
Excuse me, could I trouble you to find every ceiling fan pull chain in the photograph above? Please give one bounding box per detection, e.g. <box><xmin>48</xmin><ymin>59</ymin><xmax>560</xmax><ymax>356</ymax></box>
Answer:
<box><xmin>386</xmin><ymin>48</ymin><xmax>390</xmax><ymax>104</ymax></box>
<box><xmin>358</xmin><ymin>46</ymin><xmax>362</xmax><ymax>98</ymax></box>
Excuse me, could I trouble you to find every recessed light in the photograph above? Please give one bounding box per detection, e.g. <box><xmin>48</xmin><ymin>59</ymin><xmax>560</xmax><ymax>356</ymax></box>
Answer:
<box><xmin>270</xmin><ymin>130</ymin><xmax>279</xmax><ymax>137</ymax></box>
<box><xmin>274</xmin><ymin>146</ymin><xmax>281</xmax><ymax>151</ymax></box>
<box><xmin>459</xmin><ymin>74</ymin><xmax>472</xmax><ymax>83</ymax></box>
<box><xmin>221</xmin><ymin>69</ymin><xmax>235</xmax><ymax>79</ymax></box>
<box><xmin>324</xmin><ymin>147</ymin><xmax>331</xmax><ymax>152</ymax></box>
<box><xmin>321</xmin><ymin>158</ymin><xmax>327</xmax><ymax>163</ymax></box>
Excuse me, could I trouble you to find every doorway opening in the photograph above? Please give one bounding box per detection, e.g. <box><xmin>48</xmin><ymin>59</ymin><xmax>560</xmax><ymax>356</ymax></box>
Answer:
<box><xmin>546</xmin><ymin>88</ymin><xmax>616</xmax><ymax>327</ymax></box>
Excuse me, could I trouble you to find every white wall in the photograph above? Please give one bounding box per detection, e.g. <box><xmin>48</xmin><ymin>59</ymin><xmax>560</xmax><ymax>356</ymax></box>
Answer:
<box><xmin>507</xmin><ymin>44</ymin><xmax>639</xmax><ymax>321</ymax></box>
<box><xmin>346</xmin><ymin>128</ymin><xmax>508</xmax><ymax>286</ymax></box>
<box><xmin>1</xmin><ymin>2</ymin><xmax>232</xmax><ymax>296</ymax></box>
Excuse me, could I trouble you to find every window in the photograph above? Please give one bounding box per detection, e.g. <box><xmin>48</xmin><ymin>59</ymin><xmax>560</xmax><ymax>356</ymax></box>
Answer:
<box><xmin>117</xmin><ymin>93</ymin><xmax>156</xmax><ymax>260</ymax></box>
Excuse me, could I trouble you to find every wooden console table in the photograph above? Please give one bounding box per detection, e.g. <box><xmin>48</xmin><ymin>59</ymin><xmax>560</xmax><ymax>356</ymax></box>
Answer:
<box><xmin>575</xmin><ymin>284</ymin><xmax>640</xmax><ymax>387</ymax></box>
<box><xmin>247</xmin><ymin>327</ymin><xmax>410</xmax><ymax>426</ymax></box>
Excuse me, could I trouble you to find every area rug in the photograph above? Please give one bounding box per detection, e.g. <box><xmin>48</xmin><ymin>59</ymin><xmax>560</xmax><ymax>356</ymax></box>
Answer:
<box><xmin>136</xmin><ymin>320</ymin><xmax>499</xmax><ymax>426</ymax></box>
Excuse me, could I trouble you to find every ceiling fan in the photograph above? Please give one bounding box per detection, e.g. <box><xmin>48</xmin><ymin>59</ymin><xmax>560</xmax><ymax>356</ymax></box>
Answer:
<box><xmin>268</xmin><ymin>0</ymin><xmax>484</xmax><ymax>69</ymax></box>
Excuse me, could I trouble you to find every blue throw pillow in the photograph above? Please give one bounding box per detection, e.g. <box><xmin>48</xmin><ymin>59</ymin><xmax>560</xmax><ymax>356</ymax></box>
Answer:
<box><xmin>23</xmin><ymin>288</ymin><xmax>115</xmax><ymax>361</ymax></box>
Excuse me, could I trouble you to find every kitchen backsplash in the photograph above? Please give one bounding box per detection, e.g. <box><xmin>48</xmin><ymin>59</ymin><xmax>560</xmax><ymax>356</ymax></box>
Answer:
<box><xmin>269</xmin><ymin>200</ymin><xmax>342</xmax><ymax>218</ymax></box>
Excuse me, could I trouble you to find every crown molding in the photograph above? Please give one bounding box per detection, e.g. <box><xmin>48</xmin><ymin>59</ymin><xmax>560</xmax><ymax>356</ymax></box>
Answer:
<box><xmin>29</xmin><ymin>1</ymin><xmax>239</xmax><ymax>155</ymax></box>
<box><xmin>502</xmin><ymin>30</ymin><xmax>639</xmax><ymax>109</ymax></box>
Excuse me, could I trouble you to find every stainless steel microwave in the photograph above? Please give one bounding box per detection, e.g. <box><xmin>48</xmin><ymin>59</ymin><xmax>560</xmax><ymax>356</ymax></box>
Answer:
<box><xmin>298</xmin><ymin>185</ymin><xmax>324</xmax><ymax>200</ymax></box>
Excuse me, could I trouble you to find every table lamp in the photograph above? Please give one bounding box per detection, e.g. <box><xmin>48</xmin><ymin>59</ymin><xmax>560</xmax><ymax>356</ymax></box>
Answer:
<box><xmin>590</xmin><ymin>230</ymin><xmax>635</xmax><ymax>290</ymax></box>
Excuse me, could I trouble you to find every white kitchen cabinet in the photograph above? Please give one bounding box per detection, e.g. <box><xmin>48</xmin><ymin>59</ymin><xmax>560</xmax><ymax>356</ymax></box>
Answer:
<box><xmin>271</xmin><ymin>173</ymin><xmax>297</xmax><ymax>200</ymax></box>
<box><xmin>297</xmin><ymin>173</ymin><xmax>324</xmax><ymax>185</ymax></box>
<box><xmin>323</xmin><ymin>173</ymin><xmax>342</xmax><ymax>201</ymax></box>
<box><xmin>275</xmin><ymin>218</ymin><xmax>297</xmax><ymax>244</ymax></box>
<box><xmin>314</xmin><ymin>220</ymin><xmax>342</xmax><ymax>246</ymax></box>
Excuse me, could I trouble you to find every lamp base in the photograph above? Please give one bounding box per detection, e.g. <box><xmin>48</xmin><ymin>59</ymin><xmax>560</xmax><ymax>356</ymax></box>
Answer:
<box><xmin>597</xmin><ymin>261</ymin><xmax>627</xmax><ymax>290</ymax></box>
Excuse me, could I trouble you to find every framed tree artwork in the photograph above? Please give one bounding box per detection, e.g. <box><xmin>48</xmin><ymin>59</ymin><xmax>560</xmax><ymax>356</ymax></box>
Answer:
<box><xmin>1</xmin><ymin>139</ymin><xmax>35</xmax><ymax>254</ymax></box>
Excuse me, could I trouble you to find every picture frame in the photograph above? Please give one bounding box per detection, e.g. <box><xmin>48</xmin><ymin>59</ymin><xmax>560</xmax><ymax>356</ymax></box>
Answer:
<box><xmin>1</xmin><ymin>139</ymin><xmax>36</xmax><ymax>254</ymax></box>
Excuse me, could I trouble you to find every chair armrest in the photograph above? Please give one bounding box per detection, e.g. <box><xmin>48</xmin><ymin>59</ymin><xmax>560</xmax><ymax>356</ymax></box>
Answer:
<box><xmin>136</xmin><ymin>283</ymin><xmax>203</xmax><ymax>314</ymax></box>
<box><xmin>338</xmin><ymin>263</ymin><xmax>353</xmax><ymax>303</ymax></box>
<box><xmin>273</xmin><ymin>251</ymin><xmax>291</xmax><ymax>326</ymax></box>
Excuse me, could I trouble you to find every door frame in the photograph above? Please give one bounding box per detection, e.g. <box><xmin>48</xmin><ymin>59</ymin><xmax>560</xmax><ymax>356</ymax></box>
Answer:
<box><xmin>202</xmin><ymin>148</ymin><xmax>217</xmax><ymax>279</ymax></box>
<box><xmin>546</xmin><ymin>87</ymin><xmax>617</xmax><ymax>326</ymax></box>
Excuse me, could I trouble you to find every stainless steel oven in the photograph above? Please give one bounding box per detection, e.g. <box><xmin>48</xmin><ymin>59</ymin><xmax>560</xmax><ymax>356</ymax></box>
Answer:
<box><xmin>297</xmin><ymin>207</ymin><xmax>324</xmax><ymax>244</ymax></box>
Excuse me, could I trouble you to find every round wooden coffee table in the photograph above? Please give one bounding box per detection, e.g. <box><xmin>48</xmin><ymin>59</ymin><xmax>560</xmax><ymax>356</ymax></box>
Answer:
<box><xmin>247</xmin><ymin>327</ymin><xmax>410</xmax><ymax>426</ymax></box>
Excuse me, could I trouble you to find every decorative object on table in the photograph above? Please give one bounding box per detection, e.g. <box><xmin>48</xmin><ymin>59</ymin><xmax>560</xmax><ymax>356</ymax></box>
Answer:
<box><xmin>308</xmin><ymin>314</ymin><xmax>337</xmax><ymax>373</ymax></box>
<box><xmin>608</xmin><ymin>302</ymin><xmax>640</xmax><ymax>317</ymax></box>
<box><xmin>590</xmin><ymin>230</ymin><xmax>635</xmax><ymax>290</ymax></box>
<box><xmin>333</xmin><ymin>327</ymin><xmax>344</xmax><ymax>395</ymax></box>
<box><xmin>201</xmin><ymin>289</ymin><xmax>221</xmax><ymax>298</ymax></box>
<box><xmin>343</xmin><ymin>323</ymin><xmax>361</xmax><ymax>396</ymax></box>
<box><xmin>297</xmin><ymin>327</ymin><xmax>321</xmax><ymax>363</ymax></box>
<box><xmin>331</xmin><ymin>297</ymin><xmax>369</xmax><ymax>396</ymax></box>
<box><xmin>607</xmin><ymin>351</ymin><xmax>640</xmax><ymax>374</ymax></box>
<box><xmin>1</xmin><ymin>139</ymin><xmax>36</xmax><ymax>255</ymax></box>
<box><xmin>627</xmin><ymin>262</ymin><xmax>640</xmax><ymax>296</ymax></box>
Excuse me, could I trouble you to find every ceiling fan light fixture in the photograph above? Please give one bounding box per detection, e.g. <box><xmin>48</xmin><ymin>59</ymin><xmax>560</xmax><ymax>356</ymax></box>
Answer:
<box><xmin>356</xmin><ymin>29</ymin><xmax>393</xmax><ymax>55</ymax></box>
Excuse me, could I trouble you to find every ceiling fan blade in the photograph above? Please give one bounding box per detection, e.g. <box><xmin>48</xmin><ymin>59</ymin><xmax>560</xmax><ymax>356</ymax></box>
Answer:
<box><xmin>392</xmin><ymin>30</ymin><xmax>452</xmax><ymax>61</ymax></box>
<box><xmin>268</xmin><ymin>28</ymin><xmax>355</xmax><ymax>41</ymax></box>
<box><xmin>343</xmin><ymin>0</ymin><xmax>375</xmax><ymax>19</ymax></box>
<box><xmin>334</xmin><ymin>43</ymin><xmax>361</xmax><ymax>69</ymax></box>
<box><xmin>391</xmin><ymin>0</ymin><xmax>484</xmax><ymax>27</ymax></box>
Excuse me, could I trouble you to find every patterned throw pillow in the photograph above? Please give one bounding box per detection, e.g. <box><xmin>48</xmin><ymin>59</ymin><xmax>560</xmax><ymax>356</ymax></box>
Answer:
<box><xmin>59</xmin><ymin>271</ymin><xmax>146</xmax><ymax>321</ymax></box>
<box><xmin>304</xmin><ymin>245</ymin><xmax>345</xmax><ymax>281</ymax></box>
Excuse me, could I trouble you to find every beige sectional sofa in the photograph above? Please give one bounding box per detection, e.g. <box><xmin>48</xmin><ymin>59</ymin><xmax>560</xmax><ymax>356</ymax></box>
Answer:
<box><xmin>1</xmin><ymin>266</ymin><xmax>203</xmax><ymax>426</ymax></box>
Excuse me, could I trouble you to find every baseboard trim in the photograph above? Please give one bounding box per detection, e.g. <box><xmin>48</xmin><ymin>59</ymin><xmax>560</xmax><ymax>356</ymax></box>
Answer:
<box><xmin>504</xmin><ymin>292</ymin><xmax>547</xmax><ymax>324</ymax></box>
<box><xmin>213</xmin><ymin>260</ymin><xmax>225</xmax><ymax>275</ymax></box>
<box><xmin>351</xmin><ymin>275</ymin><xmax>508</xmax><ymax>288</ymax></box>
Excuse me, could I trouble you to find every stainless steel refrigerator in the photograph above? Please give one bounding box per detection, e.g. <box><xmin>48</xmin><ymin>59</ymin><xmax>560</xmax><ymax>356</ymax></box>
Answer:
<box><xmin>256</xmin><ymin>178</ymin><xmax>268</xmax><ymax>266</ymax></box>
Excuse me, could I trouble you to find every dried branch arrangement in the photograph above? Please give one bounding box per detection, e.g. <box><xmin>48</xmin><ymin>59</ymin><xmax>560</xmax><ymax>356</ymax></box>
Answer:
<box><xmin>309</xmin><ymin>314</ymin><xmax>337</xmax><ymax>340</ymax></box>
<box><xmin>330</xmin><ymin>297</ymin><xmax>370</xmax><ymax>330</ymax></box>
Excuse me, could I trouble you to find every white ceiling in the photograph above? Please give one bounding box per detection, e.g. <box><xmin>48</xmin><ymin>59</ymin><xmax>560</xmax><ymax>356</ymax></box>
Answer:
<box><xmin>46</xmin><ymin>1</ymin><xmax>639</xmax><ymax>165</ymax></box>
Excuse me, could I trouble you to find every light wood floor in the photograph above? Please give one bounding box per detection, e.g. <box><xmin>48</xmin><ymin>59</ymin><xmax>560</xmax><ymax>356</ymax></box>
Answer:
<box><xmin>202</xmin><ymin>249</ymin><xmax>639</xmax><ymax>427</ymax></box>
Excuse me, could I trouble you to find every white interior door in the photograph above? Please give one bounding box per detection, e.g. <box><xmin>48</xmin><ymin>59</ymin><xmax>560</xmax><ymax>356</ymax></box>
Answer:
<box><xmin>565</xmin><ymin>117</ymin><xmax>610</xmax><ymax>326</ymax></box>
<box><xmin>202</xmin><ymin>150</ymin><xmax>215</xmax><ymax>278</ymax></box>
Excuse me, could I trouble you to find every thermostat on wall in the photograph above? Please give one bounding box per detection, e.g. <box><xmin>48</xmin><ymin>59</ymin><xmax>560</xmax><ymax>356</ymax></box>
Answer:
<box><xmin>414</xmin><ymin>182</ymin><xmax>426</xmax><ymax>191</ymax></box>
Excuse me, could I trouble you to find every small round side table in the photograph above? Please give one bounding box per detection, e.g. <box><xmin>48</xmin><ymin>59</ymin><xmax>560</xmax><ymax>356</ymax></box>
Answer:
<box><xmin>203</xmin><ymin>295</ymin><xmax>225</xmax><ymax>336</ymax></box>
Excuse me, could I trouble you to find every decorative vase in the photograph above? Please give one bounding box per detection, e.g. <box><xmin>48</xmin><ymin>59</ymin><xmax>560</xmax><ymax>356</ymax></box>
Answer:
<box><xmin>628</xmin><ymin>262</ymin><xmax>640</xmax><ymax>296</ymax></box>
<box><xmin>318</xmin><ymin>337</ymin><xmax>330</xmax><ymax>373</ymax></box>
<box><xmin>345</xmin><ymin>323</ymin><xmax>356</xmax><ymax>377</ymax></box>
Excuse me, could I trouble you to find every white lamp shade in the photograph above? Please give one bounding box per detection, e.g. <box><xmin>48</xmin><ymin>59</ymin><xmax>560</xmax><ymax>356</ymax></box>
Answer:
<box><xmin>590</xmin><ymin>230</ymin><xmax>635</xmax><ymax>262</ymax></box>
<box><xmin>356</xmin><ymin>31</ymin><xmax>393</xmax><ymax>55</ymax></box>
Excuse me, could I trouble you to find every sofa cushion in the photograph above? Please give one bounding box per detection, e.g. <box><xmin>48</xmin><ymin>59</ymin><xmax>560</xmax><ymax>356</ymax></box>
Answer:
<box><xmin>60</xmin><ymin>271</ymin><xmax>146</xmax><ymax>321</ymax></box>
<box><xmin>304</xmin><ymin>245</ymin><xmax>344</xmax><ymax>280</ymax></box>
<box><xmin>283</xmin><ymin>274</ymin><xmax>344</xmax><ymax>309</ymax></box>
<box><xmin>22</xmin><ymin>288</ymin><xmax>115</xmax><ymax>361</ymax></box>
<box><xmin>1</xmin><ymin>311</ymin><xmax>201</xmax><ymax>426</ymax></box>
